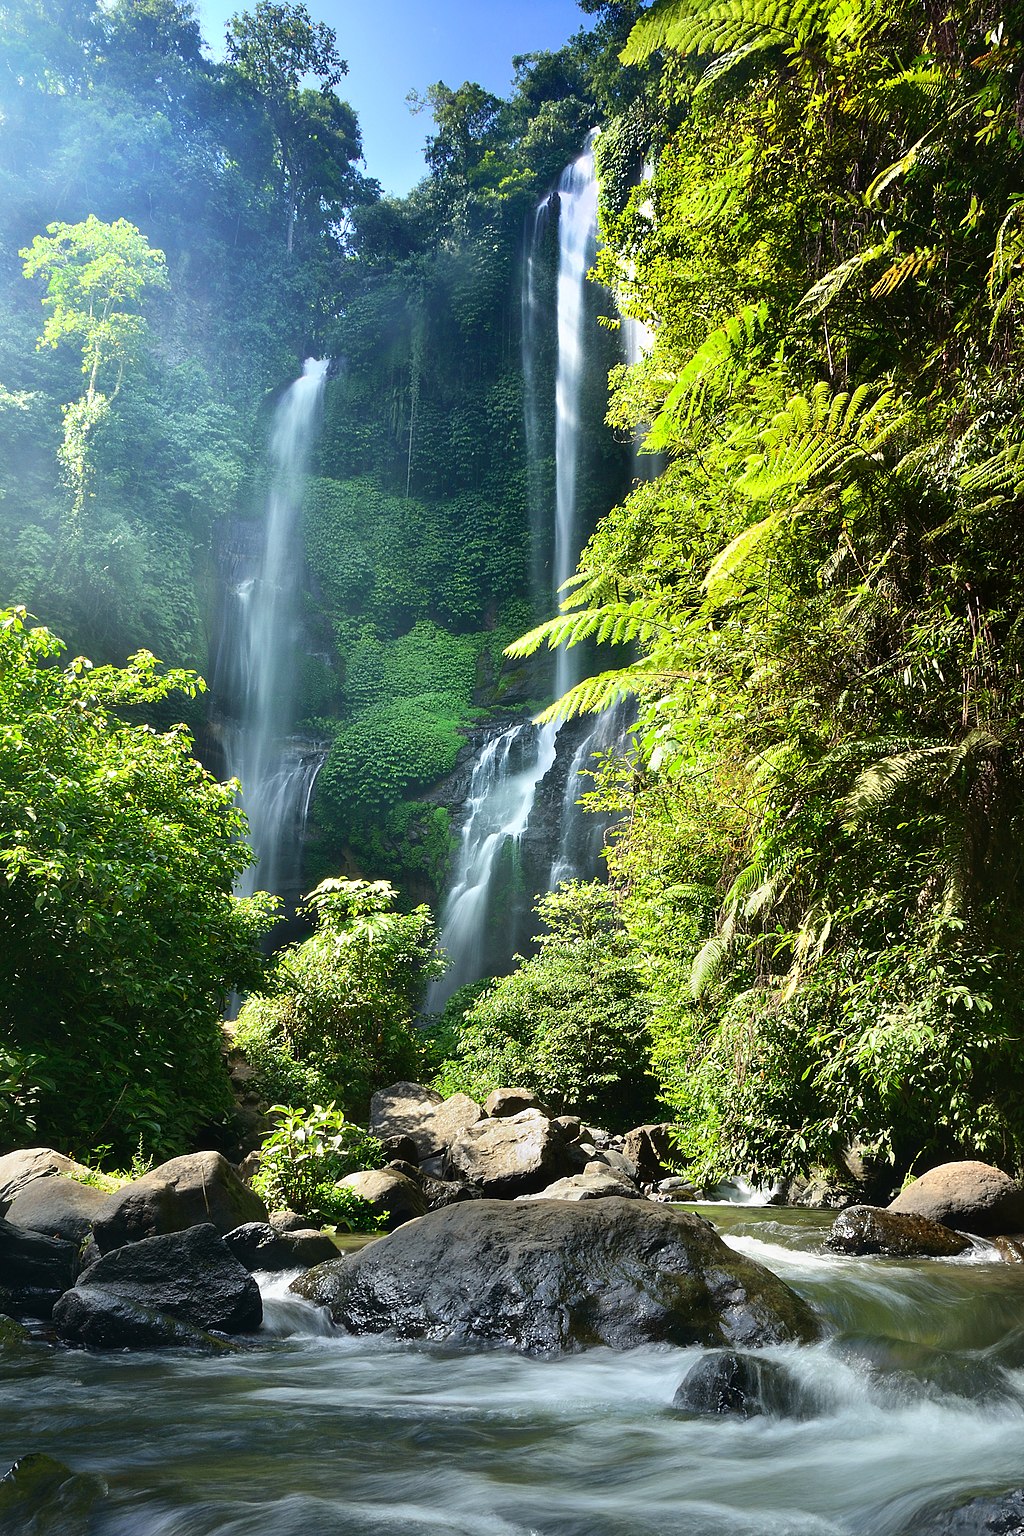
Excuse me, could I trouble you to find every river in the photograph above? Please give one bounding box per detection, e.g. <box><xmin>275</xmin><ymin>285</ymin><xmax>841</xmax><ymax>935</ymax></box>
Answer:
<box><xmin>3</xmin><ymin>1206</ymin><xmax>1024</xmax><ymax>1534</ymax></box>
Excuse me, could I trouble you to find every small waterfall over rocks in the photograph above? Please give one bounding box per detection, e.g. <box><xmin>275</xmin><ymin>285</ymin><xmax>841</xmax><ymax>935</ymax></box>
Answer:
<box><xmin>430</xmin><ymin>138</ymin><xmax>629</xmax><ymax>1009</ymax></box>
<box><xmin>211</xmin><ymin>358</ymin><xmax>329</xmax><ymax>910</ymax></box>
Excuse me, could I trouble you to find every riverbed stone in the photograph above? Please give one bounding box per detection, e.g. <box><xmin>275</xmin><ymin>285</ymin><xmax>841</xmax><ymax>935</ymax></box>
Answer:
<box><xmin>291</xmin><ymin>1196</ymin><xmax>821</xmax><ymax>1356</ymax></box>
<box><xmin>673</xmin><ymin>1349</ymin><xmax>816</xmax><ymax>1419</ymax></box>
<box><xmin>445</xmin><ymin>1109</ymin><xmax>573</xmax><ymax>1196</ymax></box>
<box><xmin>92</xmin><ymin>1150</ymin><xmax>268</xmax><ymax>1252</ymax></box>
<box><xmin>517</xmin><ymin>1170</ymin><xmax>642</xmax><ymax>1202</ymax></box>
<box><xmin>379</xmin><ymin>1135</ymin><xmax>420</xmax><ymax>1165</ymax></box>
<box><xmin>223</xmin><ymin>1221</ymin><xmax>338</xmax><ymax>1272</ymax></box>
<box><xmin>484</xmin><ymin>1088</ymin><xmax>542</xmax><ymax>1118</ymax></box>
<box><xmin>0</xmin><ymin>1149</ymin><xmax>93</xmax><ymax>1215</ymax></box>
<box><xmin>901</xmin><ymin>1487</ymin><xmax>1024</xmax><ymax>1533</ymax></box>
<box><xmin>369</xmin><ymin>1082</ymin><xmax>441</xmax><ymax>1148</ymax></box>
<box><xmin>422</xmin><ymin>1175</ymin><xmax>479</xmax><ymax>1211</ymax></box>
<box><xmin>55</xmin><ymin>1222</ymin><xmax>262</xmax><ymax>1339</ymax></box>
<box><xmin>0</xmin><ymin>1454</ymin><xmax>107</xmax><ymax>1535</ymax></box>
<box><xmin>888</xmin><ymin>1162</ymin><xmax>1024</xmax><ymax>1237</ymax></box>
<box><xmin>51</xmin><ymin>1288</ymin><xmax>241</xmax><ymax>1352</ymax></box>
<box><xmin>825</xmin><ymin>1205</ymin><xmax>973</xmax><ymax>1259</ymax></box>
<box><xmin>0</xmin><ymin>1218</ymin><xmax>78</xmax><ymax>1319</ymax></box>
<box><xmin>337</xmin><ymin>1168</ymin><xmax>426</xmax><ymax>1229</ymax></box>
<box><xmin>5</xmin><ymin>1175</ymin><xmax>111</xmax><ymax>1247</ymax></box>
<box><xmin>623</xmin><ymin>1124</ymin><xmax>676</xmax><ymax>1184</ymax></box>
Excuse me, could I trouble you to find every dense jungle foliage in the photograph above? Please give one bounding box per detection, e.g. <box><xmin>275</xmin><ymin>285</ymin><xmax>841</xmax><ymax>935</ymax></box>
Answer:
<box><xmin>4</xmin><ymin>0</ymin><xmax>1024</xmax><ymax>1191</ymax></box>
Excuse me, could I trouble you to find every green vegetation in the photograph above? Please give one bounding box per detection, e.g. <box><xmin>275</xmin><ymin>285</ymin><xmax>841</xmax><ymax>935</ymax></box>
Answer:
<box><xmin>235</xmin><ymin>879</ymin><xmax>442</xmax><ymax>1116</ymax></box>
<box><xmin>0</xmin><ymin>607</ymin><xmax>273</xmax><ymax>1159</ymax></box>
<box><xmin>250</xmin><ymin>1102</ymin><xmax>383</xmax><ymax>1228</ymax></box>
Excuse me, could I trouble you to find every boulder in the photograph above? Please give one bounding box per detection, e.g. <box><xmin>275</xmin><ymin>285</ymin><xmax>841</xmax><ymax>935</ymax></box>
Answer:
<box><xmin>901</xmin><ymin>1487</ymin><xmax>1024</xmax><ymax>1533</ymax></box>
<box><xmin>673</xmin><ymin>1350</ymin><xmax>815</xmax><ymax>1419</ymax></box>
<box><xmin>517</xmin><ymin>1170</ymin><xmax>642</xmax><ymax>1202</ymax></box>
<box><xmin>0</xmin><ymin>1315</ymin><xmax>29</xmax><ymax>1349</ymax></box>
<box><xmin>369</xmin><ymin>1083</ymin><xmax>484</xmax><ymax>1159</ymax></box>
<box><xmin>422</xmin><ymin>1175</ymin><xmax>479</xmax><ymax>1212</ymax></box>
<box><xmin>0</xmin><ymin>1149</ymin><xmax>93</xmax><ymax>1215</ymax></box>
<box><xmin>888</xmin><ymin>1162</ymin><xmax>1024</xmax><ymax>1237</ymax></box>
<box><xmin>0</xmin><ymin>1454</ymin><xmax>106</xmax><ymax>1536</ymax></box>
<box><xmin>993</xmin><ymin>1237</ymin><xmax>1024</xmax><ymax>1263</ymax></box>
<box><xmin>51</xmin><ymin>1289</ymin><xmax>241</xmax><ymax>1352</ymax></box>
<box><xmin>825</xmin><ymin>1205</ymin><xmax>973</xmax><ymax>1259</ymax></box>
<box><xmin>445</xmin><ymin>1110</ymin><xmax>573</xmax><ymax>1197</ymax></box>
<box><xmin>553</xmin><ymin>1116</ymin><xmax>584</xmax><ymax>1144</ymax></box>
<box><xmin>269</xmin><ymin>1209</ymin><xmax>309</xmax><ymax>1234</ymax></box>
<box><xmin>589</xmin><ymin>1148</ymin><xmax>638</xmax><ymax>1184</ymax></box>
<box><xmin>5</xmin><ymin>1176</ymin><xmax>111</xmax><ymax>1247</ymax></box>
<box><xmin>484</xmin><ymin>1088</ymin><xmax>542</xmax><ymax>1118</ymax></box>
<box><xmin>0</xmin><ymin>1219</ymin><xmax>78</xmax><ymax>1319</ymax></box>
<box><xmin>54</xmin><ymin>1223</ymin><xmax>261</xmax><ymax>1340</ymax></box>
<box><xmin>92</xmin><ymin>1151</ymin><xmax>268</xmax><ymax>1252</ymax></box>
<box><xmin>623</xmin><ymin>1124</ymin><xmax>676</xmax><ymax>1184</ymax></box>
<box><xmin>291</xmin><ymin>1196</ymin><xmax>820</xmax><ymax>1357</ymax></box>
<box><xmin>379</xmin><ymin>1135</ymin><xmax>420</xmax><ymax>1165</ymax></box>
<box><xmin>223</xmin><ymin>1222</ymin><xmax>338</xmax><ymax>1272</ymax></box>
<box><xmin>337</xmin><ymin>1169</ymin><xmax>426</xmax><ymax>1229</ymax></box>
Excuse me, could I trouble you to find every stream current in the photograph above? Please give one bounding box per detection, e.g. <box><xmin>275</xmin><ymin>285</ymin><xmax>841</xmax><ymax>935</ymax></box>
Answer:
<box><xmin>4</xmin><ymin>1207</ymin><xmax>1024</xmax><ymax>1535</ymax></box>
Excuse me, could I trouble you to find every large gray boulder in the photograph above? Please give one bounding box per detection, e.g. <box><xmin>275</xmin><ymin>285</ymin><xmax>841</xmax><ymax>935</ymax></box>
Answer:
<box><xmin>53</xmin><ymin>1223</ymin><xmax>262</xmax><ymax>1346</ymax></box>
<box><xmin>5</xmin><ymin>1176</ymin><xmax>111</xmax><ymax>1247</ymax></box>
<box><xmin>336</xmin><ymin>1169</ymin><xmax>426</xmax><ymax>1230</ymax></box>
<box><xmin>826</xmin><ymin>1205</ymin><xmax>973</xmax><ymax>1259</ymax></box>
<box><xmin>92</xmin><ymin>1151</ymin><xmax>268</xmax><ymax>1252</ymax></box>
<box><xmin>0</xmin><ymin>1149</ymin><xmax>93</xmax><ymax>1215</ymax></box>
<box><xmin>223</xmin><ymin>1222</ymin><xmax>338</xmax><ymax>1272</ymax></box>
<box><xmin>0</xmin><ymin>1219</ymin><xmax>78</xmax><ymax>1319</ymax></box>
<box><xmin>445</xmin><ymin>1109</ymin><xmax>573</xmax><ymax>1196</ymax></box>
<box><xmin>623</xmin><ymin>1124</ymin><xmax>676</xmax><ymax>1184</ymax></box>
<box><xmin>517</xmin><ymin>1170</ymin><xmax>642</xmax><ymax>1202</ymax></box>
<box><xmin>369</xmin><ymin>1082</ymin><xmax>482</xmax><ymax>1159</ymax></box>
<box><xmin>888</xmin><ymin>1162</ymin><xmax>1024</xmax><ymax>1237</ymax></box>
<box><xmin>291</xmin><ymin>1196</ymin><xmax>820</xmax><ymax>1356</ymax></box>
<box><xmin>484</xmin><ymin>1088</ymin><xmax>542</xmax><ymax>1118</ymax></box>
<box><xmin>50</xmin><ymin>1289</ymin><xmax>241</xmax><ymax>1352</ymax></box>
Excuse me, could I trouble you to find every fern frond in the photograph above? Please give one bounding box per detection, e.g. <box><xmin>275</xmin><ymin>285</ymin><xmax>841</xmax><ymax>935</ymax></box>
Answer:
<box><xmin>532</xmin><ymin>664</ymin><xmax>662</xmax><ymax>726</ymax></box>
<box><xmin>702</xmin><ymin>512</ymin><xmax>783</xmax><ymax>599</ymax></box>
<box><xmin>504</xmin><ymin>598</ymin><xmax>664</xmax><ymax>661</ymax></box>
<box><xmin>959</xmin><ymin>441</ymin><xmax>1024</xmax><ymax>499</ymax></box>
<box><xmin>647</xmin><ymin>301</ymin><xmax>768</xmax><ymax>447</ymax></box>
<box><xmin>797</xmin><ymin>237</ymin><xmax>893</xmax><ymax>318</ymax></box>
<box><xmin>693</xmin><ymin>34</ymin><xmax>778</xmax><ymax>93</ymax></box>
<box><xmin>840</xmin><ymin>745</ymin><xmax>945</xmax><ymax>827</ymax></box>
<box><xmin>690</xmin><ymin>933</ymin><xmax>731</xmax><ymax>999</ymax></box>
<box><xmin>738</xmin><ymin>382</ymin><xmax>907</xmax><ymax>499</ymax></box>
<box><xmin>870</xmin><ymin>245</ymin><xmax>940</xmax><ymax>298</ymax></box>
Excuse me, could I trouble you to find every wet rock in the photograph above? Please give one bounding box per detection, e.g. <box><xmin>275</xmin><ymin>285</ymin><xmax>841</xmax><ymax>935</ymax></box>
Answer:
<box><xmin>51</xmin><ymin>1289</ymin><xmax>241</xmax><ymax>1352</ymax></box>
<box><xmin>422</xmin><ymin>1176</ymin><xmax>479</xmax><ymax>1212</ymax></box>
<box><xmin>993</xmin><ymin>1236</ymin><xmax>1024</xmax><ymax>1263</ymax></box>
<box><xmin>517</xmin><ymin>1170</ymin><xmax>642</xmax><ymax>1202</ymax></box>
<box><xmin>0</xmin><ymin>1219</ymin><xmax>78</xmax><ymax>1320</ymax></box>
<box><xmin>901</xmin><ymin>1487</ymin><xmax>1024</xmax><ymax>1533</ymax></box>
<box><xmin>0</xmin><ymin>1454</ymin><xmax>106</xmax><ymax>1535</ymax></box>
<box><xmin>369</xmin><ymin>1082</ymin><xmax>483</xmax><ymax>1159</ymax></box>
<box><xmin>445</xmin><ymin>1109</ymin><xmax>574</xmax><ymax>1197</ymax></box>
<box><xmin>55</xmin><ymin>1223</ymin><xmax>262</xmax><ymax>1341</ymax></box>
<box><xmin>384</xmin><ymin>1158</ymin><xmax>422</xmax><ymax>1182</ymax></box>
<box><xmin>337</xmin><ymin>1169</ymin><xmax>426</xmax><ymax>1229</ymax></box>
<box><xmin>379</xmin><ymin>1135</ymin><xmax>420</xmax><ymax>1165</ymax></box>
<box><xmin>291</xmin><ymin>1196</ymin><xmax>821</xmax><ymax>1357</ymax></box>
<box><xmin>223</xmin><ymin>1221</ymin><xmax>338</xmax><ymax>1272</ymax></box>
<box><xmin>5</xmin><ymin>1176</ymin><xmax>111</xmax><ymax>1248</ymax></box>
<box><xmin>623</xmin><ymin>1124</ymin><xmax>676</xmax><ymax>1184</ymax></box>
<box><xmin>889</xmin><ymin>1162</ymin><xmax>1024</xmax><ymax>1237</ymax></box>
<box><xmin>0</xmin><ymin>1315</ymin><xmax>29</xmax><ymax>1349</ymax></box>
<box><xmin>673</xmin><ymin>1349</ymin><xmax>816</xmax><ymax>1419</ymax></box>
<box><xmin>825</xmin><ymin>1205</ymin><xmax>973</xmax><ymax>1259</ymax></box>
<box><xmin>93</xmin><ymin>1151</ymin><xmax>268</xmax><ymax>1252</ymax></box>
<box><xmin>484</xmin><ymin>1088</ymin><xmax>543</xmax><ymax>1118</ymax></box>
<box><xmin>0</xmin><ymin>1149</ymin><xmax>93</xmax><ymax>1215</ymax></box>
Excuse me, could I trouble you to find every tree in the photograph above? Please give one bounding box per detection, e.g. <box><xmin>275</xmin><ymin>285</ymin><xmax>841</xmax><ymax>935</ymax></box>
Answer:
<box><xmin>20</xmin><ymin>215</ymin><xmax>169</xmax><ymax>525</ymax></box>
<box><xmin>224</xmin><ymin>1</ymin><xmax>364</xmax><ymax>251</ymax></box>
<box><xmin>0</xmin><ymin>607</ymin><xmax>274</xmax><ymax>1159</ymax></box>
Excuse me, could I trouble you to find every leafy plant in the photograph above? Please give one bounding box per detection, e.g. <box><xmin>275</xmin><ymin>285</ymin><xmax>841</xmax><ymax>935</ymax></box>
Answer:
<box><xmin>250</xmin><ymin>1102</ymin><xmax>383</xmax><ymax>1229</ymax></box>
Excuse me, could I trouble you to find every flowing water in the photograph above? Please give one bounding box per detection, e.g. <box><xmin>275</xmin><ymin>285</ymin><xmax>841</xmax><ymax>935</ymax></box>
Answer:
<box><xmin>214</xmin><ymin>358</ymin><xmax>329</xmax><ymax>903</ymax></box>
<box><xmin>5</xmin><ymin>1209</ymin><xmax>1024</xmax><ymax>1535</ymax></box>
<box><xmin>431</xmin><ymin>139</ymin><xmax>613</xmax><ymax>997</ymax></box>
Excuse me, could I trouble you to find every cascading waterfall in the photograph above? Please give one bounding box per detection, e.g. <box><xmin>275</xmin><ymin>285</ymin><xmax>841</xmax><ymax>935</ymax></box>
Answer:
<box><xmin>217</xmin><ymin>357</ymin><xmax>329</xmax><ymax>903</ymax></box>
<box><xmin>429</xmin><ymin>139</ymin><xmax>608</xmax><ymax>1008</ymax></box>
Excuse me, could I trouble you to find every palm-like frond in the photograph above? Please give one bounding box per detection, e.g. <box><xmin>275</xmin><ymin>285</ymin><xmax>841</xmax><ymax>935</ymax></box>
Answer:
<box><xmin>621</xmin><ymin>0</ymin><xmax>887</xmax><ymax>68</ymax></box>
<box><xmin>797</xmin><ymin>237</ymin><xmax>894</xmax><ymax>319</ymax></box>
<box><xmin>738</xmin><ymin>381</ymin><xmax>908</xmax><ymax>499</ymax></box>
<box><xmin>646</xmin><ymin>301</ymin><xmax>768</xmax><ymax>447</ymax></box>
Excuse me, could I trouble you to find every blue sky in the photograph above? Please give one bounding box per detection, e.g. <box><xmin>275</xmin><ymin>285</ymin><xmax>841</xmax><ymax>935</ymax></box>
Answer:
<box><xmin>194</xmin><ymin>0</ymin><xmax>593</xmax><ymax>196</ymax></box>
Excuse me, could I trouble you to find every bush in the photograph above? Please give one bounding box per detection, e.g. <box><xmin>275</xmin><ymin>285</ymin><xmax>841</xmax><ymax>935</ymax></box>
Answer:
<box><xmin>235</xmin><ymin>878</ymin><xmax>442</xmax><ymax>1118</ymax></box>
<box><xmin>251</xmin><ymin>1104</ymin><xmax>384</xmax><ymax>1230</ymax></box>
<box><xmin>438</xmin><ymin>883</ymin><xmax>660</xmax><ymax>1129</ymax></box>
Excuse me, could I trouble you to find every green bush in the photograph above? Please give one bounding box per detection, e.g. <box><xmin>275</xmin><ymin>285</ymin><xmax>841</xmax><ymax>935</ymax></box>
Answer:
<box><xmin>235</xmin><ymin>878</ymin><xmax>442</xmax><ymax>1118</ymax></box>
<box><xmin>251</xmin><ymin>1103</ymin><xmax>383</xmax><ymax>1230</ymax></box>
<box><xmin>438</xmin><ymin>883</ymin><xmax>660</xmax><ymax>1130</ymax></box>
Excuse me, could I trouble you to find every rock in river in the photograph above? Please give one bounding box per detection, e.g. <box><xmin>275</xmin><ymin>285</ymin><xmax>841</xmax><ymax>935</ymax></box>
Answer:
<box><xmin>888</xmin><ymin>1161</ymin><xmax>1024</xmax><ymax>1237</ymax></box>
<box><xmin>825</xmin><ymin>1205</ymin><xmax>973</xmax><ymax>1259</ymax></box>
<box><xmin>291</xmin><ymin>1196</ymin><xmax>820</xmax><ymax>1356</ymax></box>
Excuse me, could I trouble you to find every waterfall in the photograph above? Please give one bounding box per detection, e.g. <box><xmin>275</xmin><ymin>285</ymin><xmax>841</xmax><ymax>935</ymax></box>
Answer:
<box><xmin>430</xmin><ymin>139</ymin><xmax>611</xmax><ymax>1009</ymax></box>
<box><xmin>217</xmin><ymin>357</ymin><xmax>329</xmax><ymax>903</ymax></box>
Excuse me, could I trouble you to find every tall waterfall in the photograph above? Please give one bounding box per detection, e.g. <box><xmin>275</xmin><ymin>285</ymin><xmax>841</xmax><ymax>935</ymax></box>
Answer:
<box><xmin>217</xmin><ymin>357</ymin><xmax>329</xmax><ymax>902</ymax></box>
<box><xmin>429</xmin><ymin>140</ymin><xmax>610</xmax><ymax>1010</ymax></box>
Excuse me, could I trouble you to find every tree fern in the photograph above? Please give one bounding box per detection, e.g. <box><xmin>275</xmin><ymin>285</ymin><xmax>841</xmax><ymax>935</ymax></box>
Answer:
<box><xmin>737</xmin><ymin>381</ymin><xmax>908</xmax><ymax>499</ymax></box>
<box><xmin>646</xmin><ymin>301</ymin><xmax>768</xmax><ymax>448</ymax></box>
